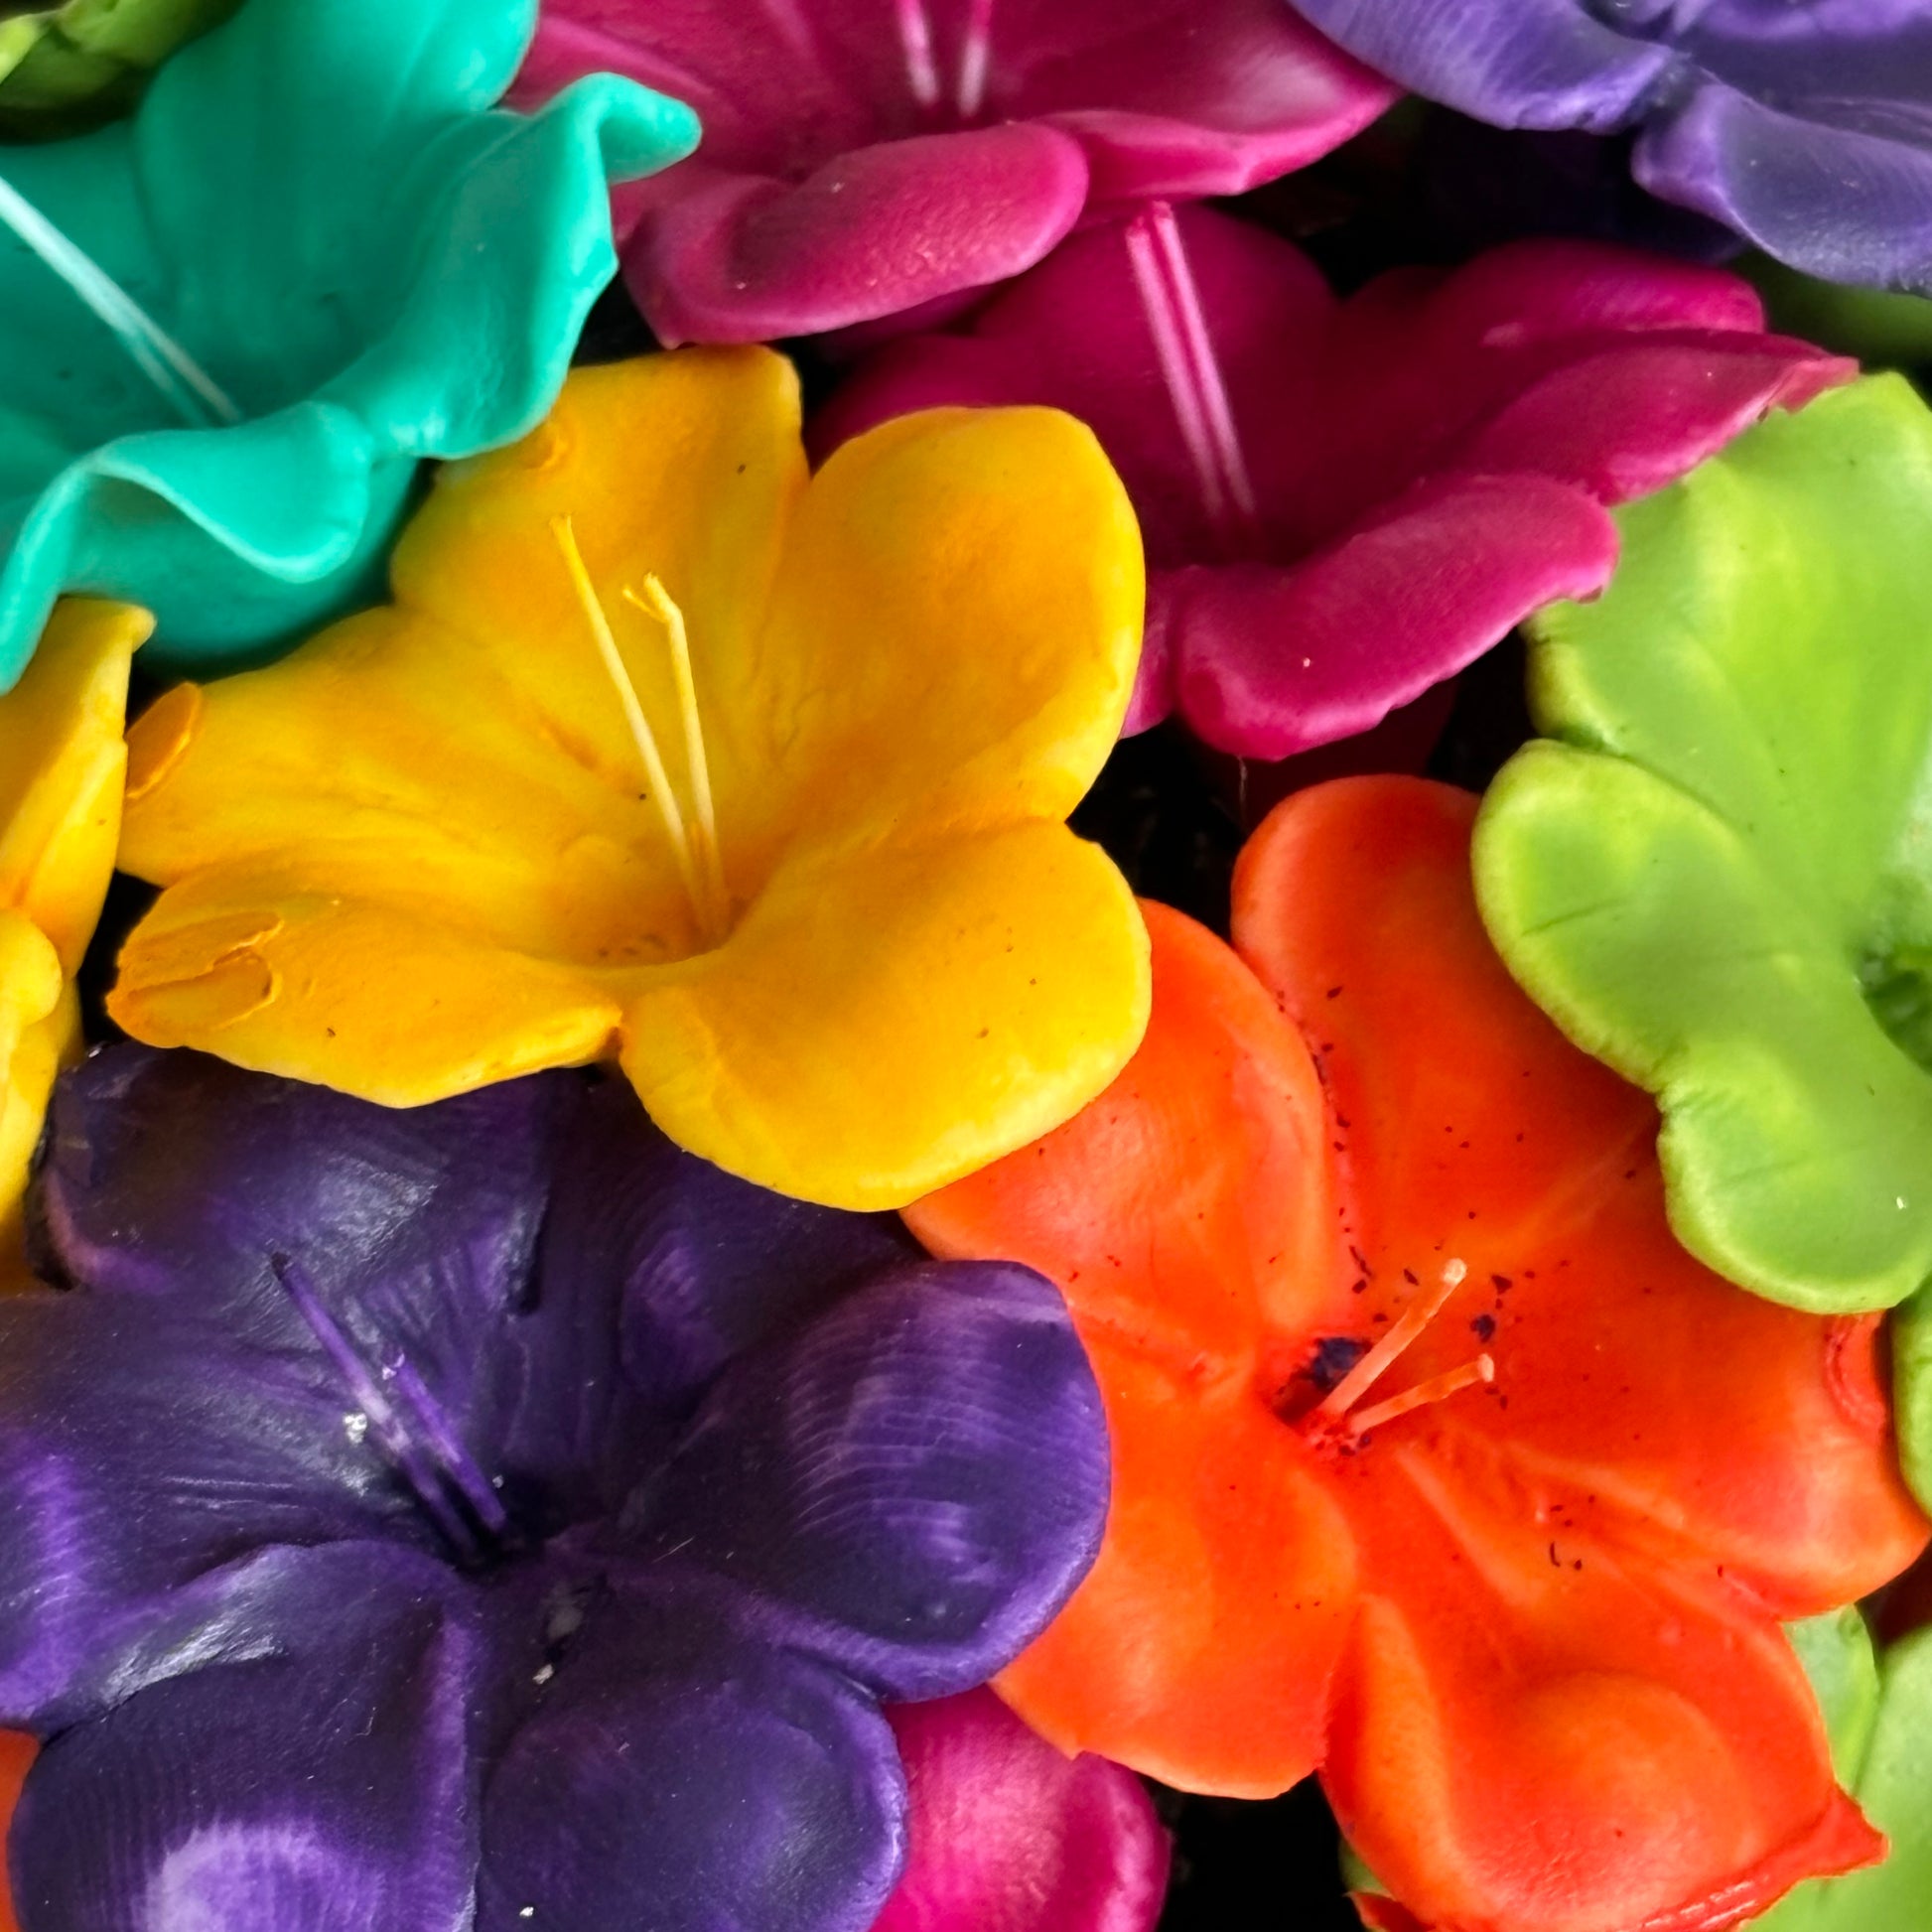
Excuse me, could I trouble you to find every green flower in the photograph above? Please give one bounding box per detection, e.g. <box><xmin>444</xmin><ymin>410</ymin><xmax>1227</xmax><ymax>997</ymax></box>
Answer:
<box><xmin>1752</xmin><ymin>1608</ymin><xmax>1932</xmax><ymax>1931</ymax></box>
<box><xmin>0</xmin><ymin>0</ymin><xmax>697</xmax><ymax>689</ymax></box>
<box><xmin>0</xmin><ymin>0</ymin><xmax>238</xmax><ymax>134</ymax></box>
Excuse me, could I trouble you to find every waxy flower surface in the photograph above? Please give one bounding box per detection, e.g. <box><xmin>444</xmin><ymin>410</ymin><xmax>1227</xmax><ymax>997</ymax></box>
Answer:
<box><xmin>110</xmin><ymin>348</ymin><xmax>1150</xmax><ymax>1210</ymax></box>
<box><xmin>819</xmin><ymin>206</ymin><xmax>1847</xmax><ymax>759</ymax></box>
<box><xmin>1288</xmin><ymin>0</ymin><xmax>1932</xmax><ymax>293</ymax></box>
<box><xmin>909</xmin><ymin>776</ymin><xmax>1927</xmax><ymax>1932</ymax></box>
<box><xmin>879</xmin><ymin>1690</ymin><xmax>1169</xmax><ymax>1932</ymax></box>
<box><xmin>515</xmin><ymin>0</ymin><xmax>1394</xmax><ymax>344</ymax></box>
<box><xmin>0</xmin><ymin>0</ymin><xmax>698</xmax><ymax>691</ymax></box>
<box><xmin>1475</xmin><ymin>378</ymin><xmax>1932</xmax><ymax>1511</ymax></box>
<box><xmin>0</xmin><ymin>597</ymin><xmax>144</xmax><ymax>1261</ymax></box>
<box><xmin>0</xmin><ymin>1046</ymin><xmax>1107</xmax><ymax>1932</ymax></box>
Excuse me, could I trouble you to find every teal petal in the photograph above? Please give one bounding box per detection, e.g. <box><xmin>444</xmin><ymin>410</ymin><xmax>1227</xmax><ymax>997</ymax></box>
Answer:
<box><xmin>1474</xmin><ymin>378</ymin><xmax>1932</xmax><ymax>1321</ymax></box>
<box><xmin>0</xmin><ymin>0</ymin><xmax>699</xmax><ymax>688</ymax></box>
<box><xmin>1753</xmin><ymin>1615</ymin><xmax>1932</xmax><ymax>1931</ymax></box>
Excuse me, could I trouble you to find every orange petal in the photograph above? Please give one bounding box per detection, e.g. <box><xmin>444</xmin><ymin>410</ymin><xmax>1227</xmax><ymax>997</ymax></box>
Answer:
<box><xmin>1234</xmin><ymin>776</ymin><xmax>1926</xmax><ymax>1609</ymax></box>
<box><xmin>909</xmin><ymin>898</ymin><xmax>1353</xmax><ymax>1379</ymax></box>
<box><xmin>1325</xmin><ymin>1436</ymin><xmax>1882</xmax><ymax>1932</ymax></box>
<box><xmin>998</xmin><ymin>1337</ymin><xmax>1357</xmax><ymax>1799</ymax></box>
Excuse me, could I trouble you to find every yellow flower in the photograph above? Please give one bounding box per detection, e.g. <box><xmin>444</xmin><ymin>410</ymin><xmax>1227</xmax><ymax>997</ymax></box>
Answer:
<box><xmin>1</xmin><ymin>599</ymin><xmax>148</xmax><ymax>1259</ymax></box>
<box><xmin>112</xmin><ymin>348</ymin><xmax>1151</xmax><ymax>1209</ymax></box>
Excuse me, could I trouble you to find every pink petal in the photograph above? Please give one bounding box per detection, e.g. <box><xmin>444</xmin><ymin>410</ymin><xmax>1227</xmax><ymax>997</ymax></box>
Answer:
<box><xmin>876</xmin><ymin>1690</ymin><xmax>1170</xmax><ymax>1932</ymax></box>
<box><xmin>625</xmin><ymin>127</ymin><xmax>1089</xmax><ymax>344</ymax></box>
<box><xmin>1168</xmin><ymin>475</ymin><xmax>1619</xmax><ymax>760</ymax></box>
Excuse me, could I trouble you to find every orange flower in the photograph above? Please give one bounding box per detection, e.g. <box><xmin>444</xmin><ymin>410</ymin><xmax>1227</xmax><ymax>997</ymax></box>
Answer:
<box><xmin>908</xmin><ymin>775</ymin><xmax>1929</xmax><ymax>1932</ymax></box>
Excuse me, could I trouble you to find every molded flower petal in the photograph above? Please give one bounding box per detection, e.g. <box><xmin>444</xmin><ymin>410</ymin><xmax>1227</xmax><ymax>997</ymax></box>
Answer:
<box><xmin>0</xmin><ymin>0</ymin><xmax>239</xmax><ymax>134</ymax></box>
<box><xmin>479</xmin><ymin>1579</ymin><xmax>904</xmax><ymax>1932</ymax></box>
<box><xmin>878</xmin><ymin>1689</ymin><xmax>1170</xmax><ymax>1932</ymax></box>
<box><xmin>632</xmin><ymin>1259</ymin><xmax>1107</xmax><ymax>1700</ymax></box>
<box><xmin>9</xmin><ymin>1542</ymin><xmax>487</xmax><ymax>1932</ymax></box>
<box><xmin>820</xmin><ymin>207</ymin><xmax>1847</xmax><ymax>759</ymax></box>
<box><xmin>0</xmin><ymin>597</ymin><xmax>144</xmax><ymax>1253</ymax></box>
<box><xmin>0</xmin><ymin>0</ymin><xmax>698</xmax><ymax>690</ymax></box>
<box><xmin>113</xmin><ymin>348</ymin><xmax>1150</xmax><ymax>1209</ymax></box>
<box><xmin>520</xmin><ymin>0</ymin><xmax>1392</xmax><ymax>341</ymax></box>
<box><xmin>1476</xmin><ymin>377</ymin><xmax>1932</xmax><ymax>1321</ymax></box>
<box><xmin>1290</xmin><ymin>0</ymin><xmax>1932</xmax><ymax>291</ymax></box>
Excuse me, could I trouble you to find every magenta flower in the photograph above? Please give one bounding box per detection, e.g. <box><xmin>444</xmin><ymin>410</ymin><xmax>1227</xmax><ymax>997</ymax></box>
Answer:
<box><xmin>815</xmin><ymin>205</ymin><xmax>1852</xmax><ymax>759</ymax></box>
<box><xmin>880</xmin><ymin>1691</ymin><xmax>1169</xmax><ymax>1932</ymax></box>
<box><xmin>513</xmin><ymin>0</ymin><xmax>1394</xmax><ymax>343</ymax></box>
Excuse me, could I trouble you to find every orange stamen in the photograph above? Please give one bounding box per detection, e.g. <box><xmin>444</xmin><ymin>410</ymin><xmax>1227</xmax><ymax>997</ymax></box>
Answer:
<box><xmin>1313</xmin><ymin>1257</ymin><xmax>1467</xmax><ymax>1424</ymax></box>
<box><xmin>1347</xmin><ymin>1354</ymin><xmax>1495</xmax><ymax>1437</ymax></box>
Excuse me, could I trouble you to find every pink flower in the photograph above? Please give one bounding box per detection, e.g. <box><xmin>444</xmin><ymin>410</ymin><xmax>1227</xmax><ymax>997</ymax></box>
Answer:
<box><xmin>817</xmin><ymin>207</ymin><xmax>1852</xmax><ymax>759</ymax></box>
<box><xmin>880</xmin><ymin>1690</ymin><xmax>1169</xmax><ymax>1932</ymax></box>
<box><xmin>514</xmin><ymin>0</ymin><xmax>1393</xmax><ymax>343</ymax></box>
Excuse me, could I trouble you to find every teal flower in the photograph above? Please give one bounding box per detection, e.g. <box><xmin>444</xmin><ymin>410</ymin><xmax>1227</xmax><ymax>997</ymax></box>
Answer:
<box><xmin>1473</xmin><ymin>377</ymin><xmax>1932</xmax><ymax>1502</ymax></box>
<box><xmin>0</xmin><ymin>0</ymin><xmax>697</xmax><ymax>689</ymax></box>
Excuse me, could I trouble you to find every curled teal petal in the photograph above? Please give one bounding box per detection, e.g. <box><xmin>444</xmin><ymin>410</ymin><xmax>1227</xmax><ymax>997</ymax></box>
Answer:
<box><xmin>0</xmin><ymin>0</ymin><xmax>700</xmax><ymax>688</ymax></box>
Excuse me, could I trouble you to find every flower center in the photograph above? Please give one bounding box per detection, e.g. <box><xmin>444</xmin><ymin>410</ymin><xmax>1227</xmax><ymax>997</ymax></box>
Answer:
<box><xmin>273</xmin><ymin>1254</ymin><xmax>515</xmax><ymax>1570</ymax></box>
<box><xmin>551</xmin><ymin>515</ymin><xmax>731</xmax><ymax>949</ymax></box>
<box><xmin>1123</xmin><ymin>202</ymin><xmax>1264</xmax><ymax>561</ymax></box>
<box><xmin>0</xmin><ymin>170</ymin><xmax>241</xmax><ymax>429</ymax></box>
<box><xmin>1298</xmin><ymin>1258</ymin><xmax>1495</xmax><ymax>1452</ymax></box>
<box><xmin>894</xmin><ymin>0</ymin><xmax>996</xmax><ymax>119</ymax></box>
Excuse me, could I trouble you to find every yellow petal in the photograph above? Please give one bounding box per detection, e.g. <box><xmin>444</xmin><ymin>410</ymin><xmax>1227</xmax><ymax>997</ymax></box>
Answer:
<box><xmin>108</xmin><ymin>863</ymin><xmax>623</xmax><ymax>1106</ymax></box>
<box><xmin>620</xmin><ymin>821</ymin><xmax>1152</xmax><ymax>1210</ymax></box>
<box><xmin>0</xmin><ymin>599</ymin><xmax>148</xmax><ymax>973</ymax></box>
<box><xmin>0</xmin><ymin>911</ymin><xmax>68</xmax><ymax>1258</ymax></box>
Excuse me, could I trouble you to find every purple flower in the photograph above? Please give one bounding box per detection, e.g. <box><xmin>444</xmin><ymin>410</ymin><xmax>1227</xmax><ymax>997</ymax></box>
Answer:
<box><xmin>1288</xmin><ymin>0</ymin><xmax>1932</xmax><ymax>291</ymax></box>
<box><xmin>0</xmin><ymin>1046</ymin><xmax>1108</xmax><ymax>1932</ymax></box>
<box><xmin>814</xmin><ymin>203</ymin><xmax>1848</xmax><ymax>759</ymax></box>
<box><xmin>511</xmin><ymin>0</ymin><xmax>1395</xmax><ymax>343</ymax></box>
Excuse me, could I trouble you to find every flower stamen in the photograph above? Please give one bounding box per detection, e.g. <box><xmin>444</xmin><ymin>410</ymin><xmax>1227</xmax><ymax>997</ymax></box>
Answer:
<box><xmin>956</xmin><ymin>0</ymin><xmax>995</xmax><ymax>119</ymax></box>
<box><xmin>896</xmin><ymin>0</ymin><xmax>942</xmax><ymax>108</ymax></box>
<box><xmin>0</xmin><ymin>172</ymin><xmax>241</xmax><ymax>429</ymax></box>
<box><xmin>550</xmin><ymin>516</ymin><xmax>712</xmax><ymax>940</ymax></box>
<box><xmin>623</xmin><ymin>576</ymin><xmax>728</xmax><ymax>940</ymax></box>
<box><xmin>1303</xmin><ymin>1258</ymin><xmax>1494</xmax><ymax>1443</ymax></box>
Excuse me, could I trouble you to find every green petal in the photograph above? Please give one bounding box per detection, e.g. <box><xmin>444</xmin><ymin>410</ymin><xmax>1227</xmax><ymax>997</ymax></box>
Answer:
<box><xmin>1476</xmin><ymin>377</ymin><xmax>1932</xmax><ymax>1317</ymax></box>
<box><xmin>0</xmin><ymin>0</ymin><xmax>239</xmax><ymax>131</ymax></box>
<box><xmin>1755</xmin><ymin>1619</ymin><xmax>1932</xmax><ymax>1930</ymax></box>
<box><xmin>0</xmin><ymin>0</ymin><xmax>699</xmax><ymax>689</ymax></box>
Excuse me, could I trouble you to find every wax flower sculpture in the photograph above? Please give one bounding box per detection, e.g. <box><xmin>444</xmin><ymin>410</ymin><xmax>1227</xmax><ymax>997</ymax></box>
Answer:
<box><xmin>108</xmin><ymin>348</ymin><xmax>1149</xmax><ymax>1210</ymax></box>
<box><xmin>0</xmin><ymin>0</ymin><xmax>698</xmax><ymax>690</ymax></box>
<box><xmin>515</xmin><ymin>0</ymin><xmax>1394</xmax><ymax>343</ymax></box>
<box><xmin>0</xmin><ymin>1046</ymin><xmax>1107</xmax><ymax>1931</ymax></box>
<box><xmin>910</xmin><ymin>777</ymin><xmax>1928</xmax><ymax>1932</ymax></box>
<box><xmin>1289</xmin><ymin>0</ymin><xmax>1932</xmax><ymax>294</ymax></box>
<box><xmin>1476</xmin><ymin>379</ymin><xmax>1932</xmax><ymax>1512</ymax></box>
<box><xmin>819</xmin><ymin>206</ymin><xmax>1848</xmax><ymax>759</ymax></box>
<box><xmin>0</xmin><ymin>599</ymin><xmax>145</xmax><ymax>1265</ymax></box>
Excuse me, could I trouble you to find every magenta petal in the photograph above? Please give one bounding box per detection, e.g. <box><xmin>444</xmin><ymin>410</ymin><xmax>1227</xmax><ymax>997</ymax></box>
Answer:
<box><xmin>1453</xmin><ymin>335</ymin><xmax>1858</xmax><ymax>501</ymax></box>
<box><xmin>625</xmin><ymin>127</ymin><xmax>1089</xmax><ymax>345</ymax></box>
<box><xmin>876</xmin><ymin>1690</ymin><xmax>1169</xmax><ymax>1932</ymax></box>
<box><xmin>1169</xmin><ymin>476</ymin><xmax>1619</xmax><ymax>760</ymax></box>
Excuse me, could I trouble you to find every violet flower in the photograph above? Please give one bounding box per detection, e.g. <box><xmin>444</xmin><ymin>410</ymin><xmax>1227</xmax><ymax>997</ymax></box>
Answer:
<box><xmin>816</xmin><ymin>203</ymin><xmax>1850</xmax><ymax>759</ymax></box>
<box><xmin>1288</xmin><ymin>0</ymin><xmax>1932</xmax><ymax>293</ymax></box>
<box><xmin>0</xmin><ymin>1047</ymin><xmax>1108</xmax><ymax>1932</ymax></box>
<box><xmin>512</xmin><ymin>0</ymin><xmax>1395</xmax><ymax>343</ymax></box>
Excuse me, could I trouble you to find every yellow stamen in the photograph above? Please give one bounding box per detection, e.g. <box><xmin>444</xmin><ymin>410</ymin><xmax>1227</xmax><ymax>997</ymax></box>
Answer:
<box><xmin>549</xmin><ymin>517</ymin><xmax>708</xmax><ymax>934</ymax></box>
<box><xmin>624</xmin><ymin>577</ymin><xmax>727</xmax><ymax>938</ymax></box>
<box><xmin>1314</xmin><ymin>1257</ymin><xmax>1468</xmax><ymax>1424</ymax></box>
<box><xmin>1347</xmin><ymin>1354</ymin><xmax>1495</xmax><ymax>1437</ymax></box>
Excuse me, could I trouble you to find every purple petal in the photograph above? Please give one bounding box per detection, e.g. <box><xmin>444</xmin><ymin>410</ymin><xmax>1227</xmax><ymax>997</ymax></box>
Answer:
<box><xmin>0</xmin><ymin>1292</ymin><xmax>430</xmax><ymax>1729</ymax></box>
<box><xmin>628</xmin><ymin>1261</ymin><xmax>1108</xmax><ymax>1700</ymax></box>
<box><xmin>478</xmin><ymin>1579</ymin><xmax>904</xmax><ymax>1932</ymax></box>
<box><xmin>9</xmin><ymin>1543</ymin><xmax>485</xmax><ymax>1932</ymax></box>
<box><xmin>1638</xmin><ymin>80</ymin><xmax>1932</xmax><ymax>289</ymax></box>
<box><xmin>1284</xmin><ymin>0</ymin><xmax>1677</xmax><ymax>132</ymax></box>
<box><xmin>510</xmin><ymin>1075</ymin><xmax>915</xmax><ymax>1506</ymax></box>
